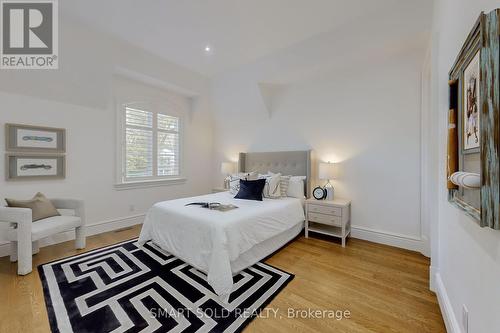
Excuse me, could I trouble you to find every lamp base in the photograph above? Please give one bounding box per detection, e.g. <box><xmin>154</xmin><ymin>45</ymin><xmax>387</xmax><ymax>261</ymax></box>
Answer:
<box><xmin>223</xmin><ymin>176</ymin><xmax>231</xmax><ymax>189</ymax></box>
<box><xmin>323</xmin><ymin>181</ymin><xmax>334</xmax><ymax>200</ymax></box>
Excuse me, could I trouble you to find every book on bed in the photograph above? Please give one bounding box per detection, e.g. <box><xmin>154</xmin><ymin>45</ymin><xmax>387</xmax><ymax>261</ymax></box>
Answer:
<box><xmin>185</xmin><ymin>202</ymin><xmax>239</xmax><ymax>212</ymax></box>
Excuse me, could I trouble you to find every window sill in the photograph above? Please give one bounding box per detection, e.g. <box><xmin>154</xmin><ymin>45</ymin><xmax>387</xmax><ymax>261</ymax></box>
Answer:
<box><xmin>114</xmin><ymin>178</ymin><xmax>187</xmax><ymax>190</ymax></box>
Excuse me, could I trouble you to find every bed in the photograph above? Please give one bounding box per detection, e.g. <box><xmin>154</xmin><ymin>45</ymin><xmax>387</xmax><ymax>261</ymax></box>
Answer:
<box><xmin>138</xmin><ymin>150</ymin><xmax>311</xmax><ymax>300</ymax></box>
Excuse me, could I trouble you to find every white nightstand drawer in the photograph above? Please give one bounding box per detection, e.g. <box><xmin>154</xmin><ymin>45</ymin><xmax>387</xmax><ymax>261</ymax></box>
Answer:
<box><xmin>308</xmin><ymin>212</ymin><xmax>342</xmax><ymax>226</ymax></box>
<box><xmin>308</xmin><ymin>204</ymin><xmax>342</xmax><ymax>217</ymax></box>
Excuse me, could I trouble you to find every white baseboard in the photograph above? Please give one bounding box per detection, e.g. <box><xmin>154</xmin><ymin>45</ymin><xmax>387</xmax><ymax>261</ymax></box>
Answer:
<box><xmin>420</xmin><ymin>235</ymin><xmax>431</xmax><ymax>257</ymax></box>
<box><xmin>0</xmin><ymin>214</ymin><xmax>145</xmax><ymax>258</ymax></box>
<box><xmin>435</xmin><ymin>271</ymin><xmax>462</xmax><ymax>333</ymax></box>
<box><xmin>350</xmin><ymin>225</ymin><xmax>423</xmax><ymax>253</ymax></box>
<box><xmin>429</xmin><ymin>265</ymin><xmax>438</xmax><ymax>292</ymax></box>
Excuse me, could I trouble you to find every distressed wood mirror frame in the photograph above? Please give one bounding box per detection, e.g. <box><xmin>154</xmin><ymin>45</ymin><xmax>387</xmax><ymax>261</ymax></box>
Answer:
<box><xmin>448</xmin><ymin>9</ymin><xmax>499</xmax><ymax>229</ymax></box>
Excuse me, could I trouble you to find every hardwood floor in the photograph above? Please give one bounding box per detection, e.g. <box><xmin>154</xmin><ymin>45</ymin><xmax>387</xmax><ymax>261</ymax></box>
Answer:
<box><xmin>0</xmin><ymin>226</ymin><xmax>445</xmax><ymax>333</ymax></box>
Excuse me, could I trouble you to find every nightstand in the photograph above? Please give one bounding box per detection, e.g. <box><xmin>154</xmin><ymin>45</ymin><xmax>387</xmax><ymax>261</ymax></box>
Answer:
<box><xmin>305</xmin><ymin>198</ymin><xmax>351</xmax><ymax>247</ymax></box>
<box><xmin>212</xmin><ymin>188</ymin><xmax>228</xmax><ymax>193</ymax></box>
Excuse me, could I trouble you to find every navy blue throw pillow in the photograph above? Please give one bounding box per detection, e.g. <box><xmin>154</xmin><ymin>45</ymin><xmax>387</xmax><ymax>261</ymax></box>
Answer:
<box><xmin>234</xmin><ymin>179</ymin><xmax>266</xmax><ymax>201</ymax></box>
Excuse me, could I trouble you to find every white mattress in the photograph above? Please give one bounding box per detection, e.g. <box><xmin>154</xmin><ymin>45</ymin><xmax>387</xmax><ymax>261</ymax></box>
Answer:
<box><xmin>138</xmin><ymin>191</ymin><xmax>305</xmax><ymax>300</ymax></box>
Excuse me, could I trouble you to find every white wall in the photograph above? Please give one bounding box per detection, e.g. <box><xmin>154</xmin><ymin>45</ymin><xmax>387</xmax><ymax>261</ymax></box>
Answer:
<box><xmin>0</xmin><ymin>16</ymin><xmax>214</xmax><ymax>251</ymax></box>
<box><xmin>431</xmin><ymin>1</ymin><xmax>500</xmax><ymax>332</ymax></box>
<box><xmin>211</xmin><ymin>47</ymin><xmax>427</xmax><ymax>252</ymax></box>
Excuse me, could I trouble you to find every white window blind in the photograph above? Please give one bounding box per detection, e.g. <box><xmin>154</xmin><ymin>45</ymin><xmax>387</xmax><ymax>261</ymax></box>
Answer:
<box><xmin>123</xmin><ymin>106</ymin><xmax>180</xmax><ymax>182</ymax></box>
<box><xmin>157</xmin><ymin>114</ymin><xmax>180</xmax><ymax>176</ymax></box>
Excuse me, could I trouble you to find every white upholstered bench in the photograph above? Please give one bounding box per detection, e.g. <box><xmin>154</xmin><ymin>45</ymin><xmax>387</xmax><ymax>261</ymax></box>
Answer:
<box><xmin>0</xmin><ymin>198</ymin><xmax>86</xmax><ymax>275</ymax></box>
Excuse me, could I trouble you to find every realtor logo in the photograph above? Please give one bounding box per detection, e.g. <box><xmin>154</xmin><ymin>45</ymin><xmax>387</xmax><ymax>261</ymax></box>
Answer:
<box><xmin>1</xmin><ymin>0</ymin><xmax>58</xmax><ymax>69</ymax></box>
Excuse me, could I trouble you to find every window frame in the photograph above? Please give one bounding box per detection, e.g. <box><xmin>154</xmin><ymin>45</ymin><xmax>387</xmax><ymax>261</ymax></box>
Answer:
<box><xmin>115</xmin><ymin>101</ymin><xmax>186</xmax><ymax>190</ymax></box>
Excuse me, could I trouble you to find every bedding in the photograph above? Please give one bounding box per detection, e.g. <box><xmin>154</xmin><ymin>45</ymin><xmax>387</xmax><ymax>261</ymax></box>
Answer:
<box><xmin>138</xmin><ymin>191</ymin><xmax>305</xmax><ymax>301</ymax></box>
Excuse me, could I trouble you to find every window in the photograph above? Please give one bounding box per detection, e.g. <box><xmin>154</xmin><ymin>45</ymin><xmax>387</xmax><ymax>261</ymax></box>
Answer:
<box><xmin>118</xmin><ymin>105</ymin><xmax>182</xmax><ymax>186</ymax></box>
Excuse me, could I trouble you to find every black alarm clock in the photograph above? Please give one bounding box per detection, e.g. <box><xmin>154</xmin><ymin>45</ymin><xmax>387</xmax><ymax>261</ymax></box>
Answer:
<box><xmin>312</xmin><ymin>186</ymin><xmax>327</xmax><ymax>200</ymax></box>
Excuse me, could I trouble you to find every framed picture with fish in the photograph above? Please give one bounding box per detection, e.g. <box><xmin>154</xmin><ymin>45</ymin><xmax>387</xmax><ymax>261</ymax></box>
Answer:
<box><xmin>6</xmin><ymin>154</ymin><xmax>65</xmax><ymax>180</ymax></box>
<box><xmin>5</xmin><ymin>123</ymin><xmax>66</xmax><ymax>153</ymax></box>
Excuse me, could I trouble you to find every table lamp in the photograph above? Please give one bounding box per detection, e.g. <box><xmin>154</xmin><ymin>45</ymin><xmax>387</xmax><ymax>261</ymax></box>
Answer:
<box><xmin>221</xmin><ymin>162</ymin><xmax>236</xmax><ymax>189</ymax></box>
<box><xmin>319</xmin><ymin>162</ymin><xmax>335</xmax><ymax>200</ymax></box>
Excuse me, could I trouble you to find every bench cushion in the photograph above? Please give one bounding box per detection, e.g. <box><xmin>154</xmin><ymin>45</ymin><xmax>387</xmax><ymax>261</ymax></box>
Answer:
<box><xmin>7</xmin><ymin>215</ymin><xmax>82</xmax><ymax>241</ymax></box>
<box><xmin>57</xmin><ymin>209</ymin><xmax>76</xmax><ymax>216</ymax></box>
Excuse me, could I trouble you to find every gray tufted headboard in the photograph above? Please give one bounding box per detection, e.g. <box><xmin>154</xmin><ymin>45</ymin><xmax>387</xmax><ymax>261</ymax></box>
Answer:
<box><xmin>238</xmin><ymin>150</ymin><xmax>312</xmax><ymax>198</ymax></box>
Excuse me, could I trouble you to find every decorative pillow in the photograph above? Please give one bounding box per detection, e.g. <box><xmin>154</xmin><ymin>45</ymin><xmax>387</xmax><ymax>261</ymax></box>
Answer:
<box><xmin>262</xmin><ymin>173</ymin><xmax>281</xmax><ymax>199</ymax></box>
<box><xmin>287</xmin><ymin>176</ymin><xmax>307</xmax><ymax>198</ymax></box>
<box><xmin>5</xmin><ymin>192</ymin><xmax>60</xmax><ymax>222</ymax></box>
<box><xmin>279</xmin><ymin>175</ymin><xmax>291</xmax><ymax>197</ymax></box>
<box><xmin>229</xmin><ymin>176</ymin><xmax>241</xmax><ymax>195</ymax></box>
<box><xmin>234</xmin><ymin>179</ymin><xmax>266</xmax><ymax>201</ymax></box>
<box><xmin>269</xmin><ymin>172</ymin><xmax>291</xmax><ymax>197</ymax></box>
<box><xmin>229</xmin><ymin>172</ymin><xmax>259</xmax><ymax>194</ymax></box>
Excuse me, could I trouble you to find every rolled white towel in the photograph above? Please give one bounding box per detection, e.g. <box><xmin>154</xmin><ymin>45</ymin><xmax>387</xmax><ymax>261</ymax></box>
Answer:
<box><xmin>449</xmin><ymin>172</ymin><xmax>481</xmax><ymax>189</ymax></box>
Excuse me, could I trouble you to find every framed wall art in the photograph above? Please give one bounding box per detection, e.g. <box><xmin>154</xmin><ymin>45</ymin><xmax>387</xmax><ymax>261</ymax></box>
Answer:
<box><xmin>462</xmin><ymin>50</ymin><xmax>480</xmax><ymax>151</ymax></box>
<box><xmin>5</xmin><ymin>154</ymin><xmax>65</xmax><ymax>180</ymax></box>
<box><xmin>5</xmin><ymin>123</ymin><xmax>66</xmax><ymax>153</ymax></box>
<box><xmin>447</xmin><ymin>9</ymin><xmax>500</xmax><ymax>229</ymax></box>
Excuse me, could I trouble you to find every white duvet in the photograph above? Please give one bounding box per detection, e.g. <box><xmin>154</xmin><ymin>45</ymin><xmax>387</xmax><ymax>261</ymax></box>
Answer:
<box><xmin>138</xmin><ymin>191</ymin><xmax>305</xmax><ymax>300</ymax></box>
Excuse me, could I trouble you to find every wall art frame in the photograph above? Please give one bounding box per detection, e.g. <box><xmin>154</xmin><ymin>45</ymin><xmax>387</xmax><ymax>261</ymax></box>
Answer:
<box><xmin>448</xmin><ymin>9</ymin><xmax>500</xmax><ymax>229</ymax></box>
<box><xmin>5</xmin><ymin>123</ymin><xmax>66</xmax><ymax>153</ymax></box>
<box><xmin>5</xmin><ymin>154</ymin><xmax>66</xmax><ymax>180</ymax></box>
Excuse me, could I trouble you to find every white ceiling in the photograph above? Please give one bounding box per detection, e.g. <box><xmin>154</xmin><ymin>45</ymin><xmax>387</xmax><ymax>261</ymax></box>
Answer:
<box><xmin>62</xmin><ymin>0</ymin><xmax>433</xmax><ymax>77</ymax></box>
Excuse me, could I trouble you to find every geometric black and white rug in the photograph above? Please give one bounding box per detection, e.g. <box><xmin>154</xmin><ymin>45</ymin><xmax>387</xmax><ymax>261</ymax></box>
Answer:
<box><xmin>38</xmin><ymin>238</ymin><xmax>294</xmax><ymax>333</ymax></box>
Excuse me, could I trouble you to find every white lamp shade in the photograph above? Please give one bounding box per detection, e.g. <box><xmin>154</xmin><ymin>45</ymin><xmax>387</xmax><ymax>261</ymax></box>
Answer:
<box><xmin>319</xmin><ymin>162</ymin><xmax>335</xmax><ymax>180</ymax></box>
<box><xmin>220</xmin><ymin>162</ymin><xmax>236</xmax><ymax>175</ymax></box>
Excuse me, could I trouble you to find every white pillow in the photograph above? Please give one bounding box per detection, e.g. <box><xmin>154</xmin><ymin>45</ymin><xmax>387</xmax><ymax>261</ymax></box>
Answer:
<box><xmin>269</xmin><ymin>172</ymin><xmax>291</xmax><ymax>197</ymax></box>
<box><xmin>287</xmin><ymin>176</ymin><xmax>306</xmax><ymax>198</ymax></box>
<box><xmin>262</xmin><ymin>173</ymin><xmax>281</xmax><ymax>199</ymax></box>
